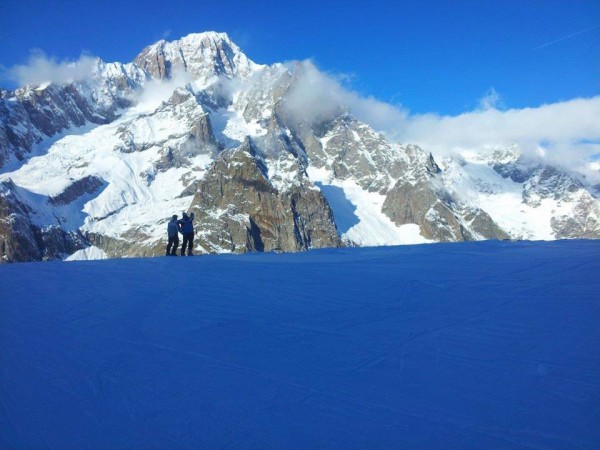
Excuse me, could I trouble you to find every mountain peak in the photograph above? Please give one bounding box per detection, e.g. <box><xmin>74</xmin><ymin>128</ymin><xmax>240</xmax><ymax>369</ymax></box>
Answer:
<box><xmin>178</xmin><ymin>31</ymin><xmax>234</xmax><ymax>45</ymax></box>
<box><xmin>133</xmin><ymin>30</ymin><xmax>262</xmax><ymax>81</ymax></box>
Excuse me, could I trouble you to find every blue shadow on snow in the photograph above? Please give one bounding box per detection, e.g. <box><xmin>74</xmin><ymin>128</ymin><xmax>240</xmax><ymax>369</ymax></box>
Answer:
<box><xmin>315</xmin><ymin>182</ymin><xmax>359</xmax><ymax>234</ymax></box>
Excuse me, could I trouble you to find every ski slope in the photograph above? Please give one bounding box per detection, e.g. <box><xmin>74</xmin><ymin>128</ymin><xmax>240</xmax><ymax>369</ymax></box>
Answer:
<box><xmin>1</xmin><ymin>240</ymin><xmax>599</xmax><ymax>448</ymax></box>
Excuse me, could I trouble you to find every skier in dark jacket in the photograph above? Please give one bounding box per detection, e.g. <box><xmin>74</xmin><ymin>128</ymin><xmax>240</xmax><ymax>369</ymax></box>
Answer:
<box><xmin>166</xmin><ymin>215</ymin><xmax>179</xmax><ymax>256</ymax></box>
<box><xmin>178</xmin><ymin>211</ymin><xmax>195</xmax><ymax>256</ymax></box>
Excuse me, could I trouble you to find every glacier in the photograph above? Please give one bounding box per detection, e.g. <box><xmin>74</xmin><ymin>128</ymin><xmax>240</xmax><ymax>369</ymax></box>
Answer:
<box><xmin>1</xmin><ymin>239</ymin><xmax>599</xmax><ymax>448</ymax></box>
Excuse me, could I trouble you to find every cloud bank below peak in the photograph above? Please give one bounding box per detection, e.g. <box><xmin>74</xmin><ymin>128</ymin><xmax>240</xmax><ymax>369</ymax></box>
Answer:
<box><xmin>282</xmin><ymin>60</ymin><xmax>600</xmax><ymax>180</ymax></box>
<box><xmin>402</xmin><ymin>96</ymin><xmax>600</xmax><ymax>171</ymax></box>
<box><xmin>282</xmin><ymin>60</ymin><xmax>409</xmax><ymax>133</ymax></box>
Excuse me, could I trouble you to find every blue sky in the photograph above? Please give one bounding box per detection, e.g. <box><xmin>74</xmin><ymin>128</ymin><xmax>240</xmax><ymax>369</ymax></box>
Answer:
<box><xmin>1</xmin><ymin>0</ymin><xmax>598</xmax><ymax>115</ymax></box>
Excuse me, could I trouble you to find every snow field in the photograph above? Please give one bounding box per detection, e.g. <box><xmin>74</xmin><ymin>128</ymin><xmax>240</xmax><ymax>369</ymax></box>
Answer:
<box><xmin>441</xmin><ymin>152</ymin><xmax>595</xmax><ymax>241</ymax></box>
<box><xmin>1</xmin><ymin>240</ymin><xmax>598</xmax><ymax>448</ymax></box>
<box><xmin>308</xmin><ymin>166</ymin><xmax>432</xmax><ymax>246</ymax></box>
<box><xmin>0</xmin><ymin>97</ymin><xmax>214</xmax><ymax>243</ymax></box>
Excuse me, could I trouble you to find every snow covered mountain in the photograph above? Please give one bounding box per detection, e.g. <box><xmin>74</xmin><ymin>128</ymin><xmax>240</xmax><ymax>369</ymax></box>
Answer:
<box><xmin>1</xmin><ymin>32</ymin><xmax>599</xmax><ymax>262</ymax></box>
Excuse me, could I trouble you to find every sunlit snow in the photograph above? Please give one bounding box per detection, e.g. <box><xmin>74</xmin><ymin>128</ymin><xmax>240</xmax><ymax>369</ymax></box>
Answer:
<box><xmin>308</xmin><ymin>166</ymin><xmax>432</xmax><ymax>246</ymax></box>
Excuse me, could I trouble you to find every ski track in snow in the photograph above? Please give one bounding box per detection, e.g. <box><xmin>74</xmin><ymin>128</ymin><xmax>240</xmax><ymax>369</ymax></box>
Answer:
<box><xmin>0</xmin><ymin>240</ymin><xmax>599</xmax><ymax>448</ymax></box>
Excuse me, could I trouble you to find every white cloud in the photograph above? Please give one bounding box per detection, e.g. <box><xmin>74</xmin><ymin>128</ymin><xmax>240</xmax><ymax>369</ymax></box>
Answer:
<box><xmin>478</xmin><ymin>87</ymin><xmax>502</xmax><ymax>110</ymax></box>
<box><xmin>281</xmin><ymin>60</ymin><xmax>409</xmax><ymax>135</ymax></box>
<box><xmin>132</xmin><ymin>67</ymin><xmax>194</xmax><ymax>111</ymax></box>
<box><xmin>5</xmin><ymin>50</ymin><xmax>97</xmax><ymax>87</ymax></box>
<box><xmin>402</xmin><ymin>97</ymin><xmax>600</xmax><ymax>160</ymax></box>
<box><xmin>401</xmin><ymin>97</ymin><xmax>600</xmax><ymax>183</ymax></box>
<box><xmin>281</xmin><ymin>60</ymin><xmax>600</xmax><ymax>180</ymax></box>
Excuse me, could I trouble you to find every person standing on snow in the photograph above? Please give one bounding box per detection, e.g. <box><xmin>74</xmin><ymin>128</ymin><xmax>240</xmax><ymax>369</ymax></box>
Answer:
<box><xmin>166</xmin><ymin>215</ymin><xmax>180</xmax><ymax>256</ymax></box>
<box><xmin>178</xmin><ymin>211</ymin><xmax>195</xmax><ymax>256</ymax></box>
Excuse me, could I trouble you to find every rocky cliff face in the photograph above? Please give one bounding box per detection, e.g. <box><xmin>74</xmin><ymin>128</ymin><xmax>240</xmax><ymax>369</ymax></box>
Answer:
<box><xmin>303</xmin><ymin>114</ymin><xmax>401</xmax><ymax>194</ymax></box>
<box><xmin>0</xmin><ymin>180</ymin><xmax>86</xmax><ymax>262</ymax></box>
<box><xmin>1</xmin><ymin>32</ymin><xmax>598</xmax><ymax>263</ymax></box>
<box><xmin>381</xmin><ymin>146</ymin><xmax>508</xmax><ymax>242</ymax></box>
<box><xmin>189</xmin><ymin>138</ymin><xmax>340</xmax><ymax>253</ymax></box>
<box><xmin>0</xmin><ymin>180</ymin><xmax>40</xmax><ymax>262</ymax></box>
<box><xmin>133</xmin><ymin>32</ymin><xmax>260</xmax><ymax>82</ymax></box>
<box><xmin>299</xmin><ymin>118</ymin><xmax>508</xmax><ymax>242</ymax></box>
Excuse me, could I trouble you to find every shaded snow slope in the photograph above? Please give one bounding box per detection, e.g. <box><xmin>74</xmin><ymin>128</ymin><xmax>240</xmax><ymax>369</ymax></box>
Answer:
<box><xmin>1</xmin><ymin>240</ymin><xmax>599</xmax><ymax>448</ymax></box>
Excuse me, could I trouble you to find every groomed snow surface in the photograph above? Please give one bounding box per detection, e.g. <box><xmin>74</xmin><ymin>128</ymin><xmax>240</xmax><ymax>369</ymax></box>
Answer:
<box><xmin>1</xmin><ymin>240</ymin><xmax>599</xmax><ymax>448</ymax></box>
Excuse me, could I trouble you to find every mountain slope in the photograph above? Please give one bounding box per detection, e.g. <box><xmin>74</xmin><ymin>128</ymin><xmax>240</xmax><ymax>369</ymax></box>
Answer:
<box><xmin>1</xmin><ymin>32</ymin><xmax>598</xmax><ymax>262</ymax></box>
<box><xmin>440</xmin><ymin>148</ymin><xmax>600</xmax><ymax>240</ymax></box>
<box><xmin>1</xmin><ymin>240</ymin><xmax>599</xmax><ymax>447</ymax></box>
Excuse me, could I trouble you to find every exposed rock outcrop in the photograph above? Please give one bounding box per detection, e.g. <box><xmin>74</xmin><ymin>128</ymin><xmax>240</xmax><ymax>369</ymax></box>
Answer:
<box><xmin>189</xmin><ymin>138</ymin><xmax>341</xmax><ymax>253</ymax></box>
<box><xmin>86</xmin><ymin>231</ymin><xmax>164</xmax><ymax>258</ymax></box>
<box><xmin>0</xmin><ymin>180</ymin><xmax>40</xmax><ymax>262</ymax></box>
<box><xmin>133</xmin><ymin>32</ymin><xmax>259</xmax><ymax>82</ymax></box>
<box><xmin>382</xmin><ymin>146</ymin><xmax>508</xmax><ymax>242</ymax></box>
<box><xmin>301</xmin><ymin>114</ymin><xmax>403</xmax><ymax>194</ymax></box>
<box><xmin>0</xmin><ymin>180</ymin><xmax>86</xmax><ymax>262</ymax></box>
<box><xmin>49</xmin><ymin>176</ymin><xmax>105</xmax><ymax>206</ymax></box>
<box><xmin>526</xmin><ymin>167</ymin><xmax>600</xmax><ymax>237</ymax></box>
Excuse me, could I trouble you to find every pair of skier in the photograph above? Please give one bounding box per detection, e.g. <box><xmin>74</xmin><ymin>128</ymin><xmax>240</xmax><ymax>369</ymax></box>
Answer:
<box><xmin>166</xmin><ymin>212</ymin><xmax>195</xmax><ymax>256</ymax></box>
